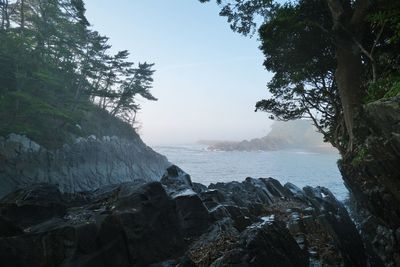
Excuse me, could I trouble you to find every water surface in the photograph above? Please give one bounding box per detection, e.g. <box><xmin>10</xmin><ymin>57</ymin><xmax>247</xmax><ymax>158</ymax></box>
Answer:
<box><xmin>154</xmin><ymin>144</ymin><xmax>348</xmax><ymax>201</ymax></box>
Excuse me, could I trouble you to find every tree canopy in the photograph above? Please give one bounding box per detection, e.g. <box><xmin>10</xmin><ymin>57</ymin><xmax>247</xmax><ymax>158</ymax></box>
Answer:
<box><xmin>0</xmin><ymin>0</ymin><xmax>156</xmax><ymax>146</ymax></box>
<box><xmin>200</xmin><ymin>0</ymin><xmax>400</xmax><ymax>154</ymax></box>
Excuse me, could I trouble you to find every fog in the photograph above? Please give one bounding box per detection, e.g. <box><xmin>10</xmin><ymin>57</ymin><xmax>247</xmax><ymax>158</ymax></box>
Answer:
<box><xmin>84</xmin><ymin>0</ymin><xmax>274</xmax><ymax>146</ymax></box>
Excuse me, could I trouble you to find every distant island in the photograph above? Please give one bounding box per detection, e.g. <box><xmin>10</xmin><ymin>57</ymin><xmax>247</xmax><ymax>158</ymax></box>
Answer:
<box><xmin>199</xmin><ymin>120</ymin><xmax>335</xmax><ymax>153</ymax></box>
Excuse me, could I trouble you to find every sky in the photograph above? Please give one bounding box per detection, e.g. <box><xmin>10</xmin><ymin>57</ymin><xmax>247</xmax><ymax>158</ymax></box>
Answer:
<box><xmin>84</xmin><ymin>0</ymin><xmax>274</xmax><ymax>145</ymax></box>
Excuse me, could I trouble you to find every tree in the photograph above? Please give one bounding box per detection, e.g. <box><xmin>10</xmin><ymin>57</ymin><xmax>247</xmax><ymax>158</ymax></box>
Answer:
<box><xmin>253</xmin><ymin>2</ymin><xmax>345</xmax><ymax>153</ymax></box>
<box><xmin>0</xmin><ymin>0</ymin><xmax>157</xmax><ymax>146</ymax></box>
<box><xmin>200</xmin><ymin>0</ymin><xmax>400</xmax><ymax>154</ymax></box>
<box><xmin>0</xmin><ymin>0</ymin><xmax>156</xmax><ymax>126</ymax></box>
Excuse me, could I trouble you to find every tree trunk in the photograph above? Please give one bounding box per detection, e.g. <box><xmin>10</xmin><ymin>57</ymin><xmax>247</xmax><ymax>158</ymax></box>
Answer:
<box><xmin>20</xmin><ymin>0</ymin><xmax>25</xmax><ymax>30</ymax></box>
<box><xmin>335</xmin><ymin>38</ymin><xmax>363</xmax><ymax>151</ymax></box>
<box><xmin>326</xmin><ymin>0</ymin><xmax>369</xmax><ymax>152</ymax></box>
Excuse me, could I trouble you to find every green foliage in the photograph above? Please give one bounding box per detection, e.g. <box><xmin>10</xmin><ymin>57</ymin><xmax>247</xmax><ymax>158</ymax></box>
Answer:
<box><xmin>351</xmin><ymin>147</ymin><xmax>369</xmax><ymax>166</ymax></box>
<box><xmin>365</xmin><ymin>75</ymin><xmax>400</xmax><ymax>103</ymax></box>
<box><xmin>384</xmin><ymin>81</ymin><xmax>400</xmax><ymax>98</ymax></box>
<box><xmin>0</xmin><ymin>0</ymin><xmax>156</xmax><ymax>147</ymax></box>
<box><xmin>202</xmin><ymin>0</ymin><xmax>400</xmax><ymax>155</ymax></box>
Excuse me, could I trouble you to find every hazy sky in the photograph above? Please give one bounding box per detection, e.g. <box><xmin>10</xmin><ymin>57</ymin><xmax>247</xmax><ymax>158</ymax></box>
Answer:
<box><xmin>84</xmin><ymin>0</ymin><xmax>274</xmax><ymax>145</ymax></box>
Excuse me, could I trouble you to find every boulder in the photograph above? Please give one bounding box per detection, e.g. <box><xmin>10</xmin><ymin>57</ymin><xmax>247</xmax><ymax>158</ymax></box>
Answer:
<box><xmin>0</xmin><ymin>181</ymin><xmax>185</xmax><ymax>267</ymax></box>
<box><xmin>174</xmin><ymin>191</ymin><xmax>212</xmax><ymax>238</ymax></box>
<box><xmin>0</xmin><ymin>184</ymin><xmax>67</xmax><ymax>228</ymax></box>
<box><xmin>161</xmin><ymin>165</ymin><xmax>193</xmax><ymax>195</ymax></box>
<box><xmin>210</xmin><ymin>221</ymin><xmax>308</xmax><ymax>267</ymax></box>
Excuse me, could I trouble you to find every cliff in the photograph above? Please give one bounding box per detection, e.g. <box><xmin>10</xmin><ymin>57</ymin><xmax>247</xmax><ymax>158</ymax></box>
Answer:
<box><xmin>0</xmin><ymin>133</ymin><xmax>170</xmax><ymax>198</ymax></box>
<box><xmin>339</xmin><ymin>96</ymin><xmax>400</xmax><ymax>266</ymax></box>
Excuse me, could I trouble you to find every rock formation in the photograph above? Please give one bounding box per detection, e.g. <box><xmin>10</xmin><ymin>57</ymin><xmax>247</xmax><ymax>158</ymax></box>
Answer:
<box><xmin>203</xmin><ymin>120</ymin><xmax>334</xmax><ymax>152</ymax></box>
<box><xmin>0</xmin><ymin>166</ymin><xmax>375</xmax><ymax>267</ymax></box>
<box><xmin>0</xmin><ymin>134</ymin><xmax>170</xmax><ymax>198</ymax></box>
<box><xmin>339</xmin><ymin>96</ymin><xmax>400</xmax><ymax>266</ymax></box>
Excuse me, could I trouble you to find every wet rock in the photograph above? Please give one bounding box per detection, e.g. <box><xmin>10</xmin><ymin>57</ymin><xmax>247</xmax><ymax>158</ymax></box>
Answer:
<box><xmin>192</xmin><ymin>182</ymin><xmax>208</xmax><ymax>194</ymax></box>
<box><xmin>161</xmin><ymin>165</ymin><xmax>193</xmax><ymax>194</ymax></box>
<box><xmin>198</xmin><ymin>189</ymin><xmax>226</xmax><ymax>210</ymax></box>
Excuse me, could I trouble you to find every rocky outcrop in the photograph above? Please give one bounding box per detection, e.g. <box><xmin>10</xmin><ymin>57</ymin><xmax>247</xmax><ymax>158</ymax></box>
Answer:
<box><xmin>0</xmin><ymin>134</ymin><xmax>170</xmax><ymax>198</ymax></box>
<box><xmin>339</xmin><ymin>96</ymin><xmax>400</xmax><ymax>267</ymax></box>
<box><xmin>0</xmin><ymin>166</ymin><xmax>370</xmax><ymax>266</ymax></box>
<box><xmin>203</xmin><ymin>120</ymin><xmax>334</xmax><ymax>152</ymax></box>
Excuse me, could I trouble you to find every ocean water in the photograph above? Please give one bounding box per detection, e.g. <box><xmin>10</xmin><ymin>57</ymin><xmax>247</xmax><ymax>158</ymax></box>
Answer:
<box><xmin>153</xmin><ymin>144</ymin><xmax>349</xmax><ymax>201</ymax></box>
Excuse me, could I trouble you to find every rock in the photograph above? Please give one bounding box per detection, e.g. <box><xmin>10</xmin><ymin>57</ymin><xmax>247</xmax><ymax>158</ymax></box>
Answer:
<box><xmin>284</xmin><ymin>182</ymin><xmax>308</xmax><ymax>202</ymax></box>
<box><xmin>161</xmin><ymin>165</ymin><xmax>193</xmax><ymax>195</ymax></box>
<box><xmin>303</xmin><ymin>186</ymin><xmax>367</xmax><ymax>267</ymax></box>
<box><xmin>0</xmin><ymin>184</ymin><xmax>67</xmax><ymax>228</ymax></box>
<box><xmin>208</xmin><ymin>177</ymin><xmax>293</xmax><ymax>210</ymax></box>
<box><xmin>0</xmin><ymin>176</ymin><xmax>372</xmax><ymax>267</ymax></box>
<box><xmin>339</xmin><ymin>96</ymin><xmax>400</xmax><ymax>266</ymax></box>
<box><xmin>209</xmin><ymin>205</ymin><xmax>255</xmax><ymax>231</ymax></box>
<box><xmin>187</xmin><ymin>218</ymin><xmax>240</xmax><ymax>266</ymax></box>
<box><xmin>192</xmin><ymin>182</ymin><xmax>208</xmax><ymax>194</ymax></box>
<box><xmin>174</xmin><ymin>192</ymin><xmax>212</xmax><ymax>238</ymax></box>
<box><xmin>0</xmin><ymin>216</ymin><xmax>23</xmax><ymax>237</ymax></box>
<box><xmin>210</xmin><ymin>221</ymin><xmax>308</xmax><ymax>267</ymax></box>
<box><xmin>0</xmin><ymin>181</ymin><xmax>185</xmax><ymax>267</ymax></box>
<box><xmin>198</xmin><ymin>189</ymin><xmax>226</xmax><ymax>210</ymax></box>
<box><xmin>0</xmin><ymin>134</ymin><xmax>170</xmax><ymax>198</ymax></box>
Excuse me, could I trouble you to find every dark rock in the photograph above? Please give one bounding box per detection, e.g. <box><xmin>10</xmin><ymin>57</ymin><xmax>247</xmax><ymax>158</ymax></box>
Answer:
<box><xmin>0</xmin><ymin>216</ymin><xmax>23</xmax><ymax>237</ymax></box>
<box><xmin>188</xmin><ymin>218</ymin><xmax>240</xmax><ymax>266</ymax></box>
<box><xmin>209</xmin><ymin>205</ymin><xmax>255</xmax><ymax>231</ymax></box>
<box><xmin>339</xmin><ymin>96</ymin><xmax>400</xmax><ymax>266</ymax></box>
<box><xmin>174</xmin><ymin>192</ymin><xmax>212</xmax><ymax>238</ymax></box>
<box><xmin>284</xmin><ymin>182</ymin><xmax>308</xmax><ymax>202</ymax></box>
<box><xmin>303</xmin><ymin>186</ymin><xmax>367</xmax><ymax>267</ymax></box>
<box><xmin>192</xmin><ymin>182</ymin><xmax>208</xmax><ymax>194</ymax></box>
<box><xmin>112</xmin><ymin>182</ymin><xmax>186</xmax><ymax>266</ymax></box>
<box><xmin>0</xmin><ymin>184</ymin><xmax>67</xmax><ymax>228</ymax></box>
<box><xmin>0</xmin><ymin>175</ymin><xmax>372</xmax><ymax>267</ymax></box>
<box><xmin>210</xmin><ymin>221</ymin><xmax>308</xmax><ymax>267</ymax></box>
<box><xmin>208</xmin><ymin>177</ymin><xmax>292</xmax><ymax>210</ymax></box>
<box><xmin>161</xmin><ymin>165</ymin><xmax>193</xmax><ymax>194</ymax></box>
<box><xmin>198</xmin><ymin>189</ymin><xmax>226</xmax><ymax>210</ymax></box>
<box><xmin>0</xmin><ymin>181</ymin><xmax>185</xmax><ymax>267</ymax></box>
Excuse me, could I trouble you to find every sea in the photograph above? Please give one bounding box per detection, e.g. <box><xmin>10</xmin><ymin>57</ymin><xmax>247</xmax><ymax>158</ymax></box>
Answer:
<box><xmin>153</xmin><ymin>144</ymin><xmax>349</xmax><ymax>202</ymax></box>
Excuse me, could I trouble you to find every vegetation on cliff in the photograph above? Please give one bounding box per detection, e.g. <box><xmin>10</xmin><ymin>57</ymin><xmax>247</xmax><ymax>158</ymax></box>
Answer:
<box><xmin>0</xmin><ymin>0</ymin><xmax>156</xmax><ymax>148</ymax></box>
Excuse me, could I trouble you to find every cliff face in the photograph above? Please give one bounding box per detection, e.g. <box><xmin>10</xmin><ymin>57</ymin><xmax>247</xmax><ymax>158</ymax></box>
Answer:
<box><xmin>0</xmin><ymin>133</ymin><xmax>170</xmax><ymax>198</ymax></box>
<box><xmin>339</xmin><ymin>96</ymin><xmax>400</xmax><ymax>266</ymax></box>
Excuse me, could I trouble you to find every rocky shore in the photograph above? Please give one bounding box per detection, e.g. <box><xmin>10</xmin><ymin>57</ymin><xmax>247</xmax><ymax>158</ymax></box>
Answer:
<box><xmin>0</xmin><ymin>165</ymin><xmax>379</xmax><ymax>267</ymax></box>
